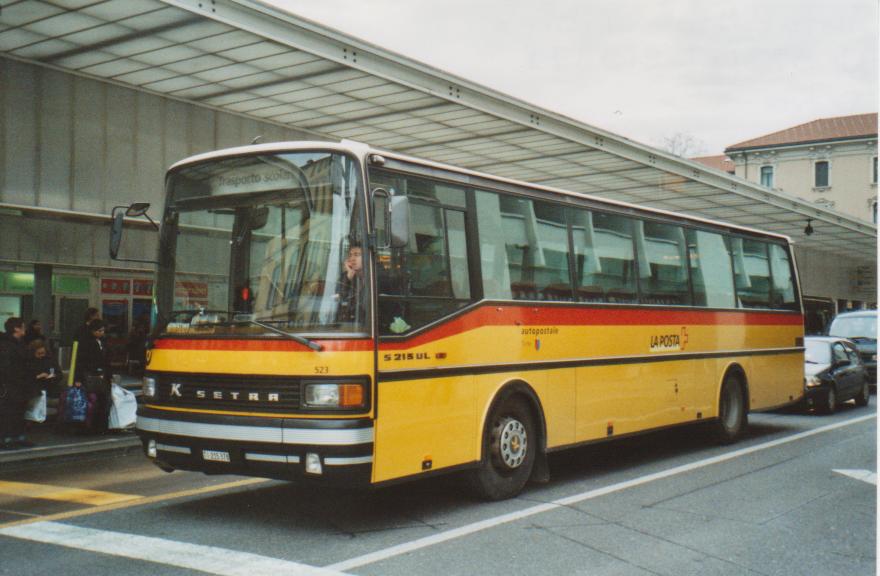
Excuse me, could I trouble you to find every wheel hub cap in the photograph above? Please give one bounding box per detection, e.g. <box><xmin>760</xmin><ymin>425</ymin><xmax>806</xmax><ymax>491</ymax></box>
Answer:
<box><xmin>498</xmin><ymin>419</ymin><xmax>527</xmax><ymax>469</ymax></box>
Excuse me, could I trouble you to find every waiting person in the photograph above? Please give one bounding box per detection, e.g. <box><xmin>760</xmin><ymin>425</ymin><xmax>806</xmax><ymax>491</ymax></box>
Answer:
<box><xmin>27</xmin><ymin>339</ymin><xmax>63</xmax><ymax>397</ymax></box>
<box><xmin>23</xmin><ymin>319</ymin><xmax>45</xmax><ymax>345</ymax></box>
<box><xmin>74</xmin><ymin>319</ymin><xmax>109</xmax><ymax>433</ymax></box>
<box><xmin>73</xmin><ymin>307</ymin><xmax>100</xmax><ymax>346</ymax></box>
<box><xmin>0</xmin><ymin>317</ymin><xmax>35</xmax><ymax>449</ymax></box>
<box><xmin>336</xmin><ymin>243</ymin><xmax>364</xmax><ymax>322</ymax></box>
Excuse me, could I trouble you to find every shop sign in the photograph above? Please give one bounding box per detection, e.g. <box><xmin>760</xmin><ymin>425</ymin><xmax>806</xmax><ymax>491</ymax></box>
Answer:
<box><xmin>101</xmin><ymin>278</ymin><xmax>131</xmax><ymax>294</ymax></box>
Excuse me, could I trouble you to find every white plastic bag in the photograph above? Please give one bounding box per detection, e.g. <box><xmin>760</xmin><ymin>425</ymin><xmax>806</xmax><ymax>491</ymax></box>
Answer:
<box><xmin>24</xmin><ymin>391</ymin><xmax>47</xmax><ymax>423</ymax></box>
<box><xmin>108</xmin><ymin>383</ymin><xmax>137</xmax><ymax>429</ymax></box>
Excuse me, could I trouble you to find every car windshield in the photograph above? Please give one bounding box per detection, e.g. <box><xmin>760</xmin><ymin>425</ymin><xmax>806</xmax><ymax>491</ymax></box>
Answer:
<box><xmin>804</xmin><ymin>340</ymin><xmax>831</xmax><ymax>364</ymax></box>
<box><xmin>828</xmin><ymin>314</ymin><xmax>877</xmax><ymax>340</ymax></box>
<box><xmin>157</xmin><ymin>151</ymin><xmax>367</xmax><ymax>337</ymax></box>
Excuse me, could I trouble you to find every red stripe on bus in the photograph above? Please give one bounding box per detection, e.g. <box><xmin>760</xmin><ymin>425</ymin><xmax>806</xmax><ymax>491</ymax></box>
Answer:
<box><xmin>379</xmin><ymin>305</ymin><xmax>802</xmax><ymax>349</ymax></box>
<box><xmin>153</xmin><ymin>339</ymin><xmax>374</xmax><ymax>352</ymax></box>
<box><xmin>152</xmin><ymin>306</ymin><xmax>801</xmax><ymax>352</ymax></box>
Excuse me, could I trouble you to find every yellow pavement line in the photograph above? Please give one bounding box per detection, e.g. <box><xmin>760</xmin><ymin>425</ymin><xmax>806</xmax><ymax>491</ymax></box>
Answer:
<box><xmin>0</xmin><ymin>481</ymin><xmax>140</xmax><ymax>506</ymax></box>
<box><xmin>0</xmin><ymin>477</ymin><xmax>270</xmax><ymax>530</ymax></box>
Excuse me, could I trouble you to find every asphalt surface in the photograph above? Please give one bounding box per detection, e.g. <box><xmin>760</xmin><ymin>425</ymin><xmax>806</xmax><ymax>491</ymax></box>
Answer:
<box><xmin>0</xmin><ymin>401</ymin><xmax>875</xmax><ymax>576</ymax></box>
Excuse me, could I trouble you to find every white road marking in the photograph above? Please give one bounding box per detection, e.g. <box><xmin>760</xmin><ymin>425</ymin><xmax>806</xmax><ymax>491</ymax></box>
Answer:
<box><xmin>0</xmin><ymin>521</ymin><xmax>348</xmax><ymax>576</ymax></box>
<box><xmin>833</xmin><ymin>468</ymin><xmax>878</xmax><ymax>485</ymax></box>
<box><xmin>0</xmin><ymin>414</ymin><xmax>872</xmax><ymax>575</ymax></box>
<box><xmin>329</xmin><ymin>413</ymin><xmax>875</xmax><ymax>571</ymax></box>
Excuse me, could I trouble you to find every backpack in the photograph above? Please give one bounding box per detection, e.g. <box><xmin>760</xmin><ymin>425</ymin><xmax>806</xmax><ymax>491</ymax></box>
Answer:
<box><xmin>64</xmin><ymin>386</ymin><xmax>88</xmax><ymax>423</ymax></box>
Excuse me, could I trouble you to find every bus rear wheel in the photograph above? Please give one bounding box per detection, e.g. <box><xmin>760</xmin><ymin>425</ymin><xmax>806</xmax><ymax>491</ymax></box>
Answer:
<box><xmin>469</xmin><ymin>397</ymin><xmax>536</xmax><ymax>500</ymax></box>
<box><xmin>714</xmin><ymin>374</ymin><xmax>747</xmax><ymax>444</ymax></box>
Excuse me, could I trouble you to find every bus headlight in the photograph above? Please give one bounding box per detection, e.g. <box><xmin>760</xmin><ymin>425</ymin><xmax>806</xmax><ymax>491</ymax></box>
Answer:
<box><xmin>805</xmin><ymin>375</ymin><xmax>823</xmax><ymax>388</ymax></box>
<box><xmin>303</xmin><ymin>383</ymin><xmax>365</xmax><ymax>409</ymax></box>
<box><xmin>143</xmin><ymin>376</ymin><xmax>157</xmax><ymax>398</ymax></box>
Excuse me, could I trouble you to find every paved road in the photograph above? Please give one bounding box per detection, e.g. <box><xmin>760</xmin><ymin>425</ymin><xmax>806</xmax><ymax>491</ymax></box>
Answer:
<box><xmin>0</xmin><ymin>402</ymin><xmax>875</xmax><ymax>576</ymax></box>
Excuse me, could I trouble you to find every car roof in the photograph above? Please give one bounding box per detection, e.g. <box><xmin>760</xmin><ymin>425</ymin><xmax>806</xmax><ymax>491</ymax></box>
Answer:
<box><xmin>804</xmin><ymin>336</ymin><xmax>851</xmax><ymax>344</ymax></box>
<box><xmin>833</xmin><ymin>310</ymin><xmax>877</xmax><ymax>319</ymax></box>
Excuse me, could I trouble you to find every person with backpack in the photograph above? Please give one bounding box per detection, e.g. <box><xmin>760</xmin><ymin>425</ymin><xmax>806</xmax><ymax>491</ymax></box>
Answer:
<box><xmin>74</xmin><ymin>318</ymin><xmax>110</xmax><ymax>433</ymax></box>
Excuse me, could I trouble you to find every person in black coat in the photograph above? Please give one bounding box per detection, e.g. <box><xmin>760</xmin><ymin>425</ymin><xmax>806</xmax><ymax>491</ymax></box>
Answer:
<box><xmin>74</xmin><ymin>318</ymin><xmax>110</xmax><ymax>433</ymax></box>
<box><xmin>73</xmin><ymin>307</ymin><xmax>100</xmax><ymax>346</ymax></box>
<box><xmin>23</xmin><ymin>319</ymin><xmax>45</xmax><ymax>345</ymax></box>
<box><xmin>0</xmin><ymin>317</ymin><xmax>35</xmax><ymax>449</ymax></box>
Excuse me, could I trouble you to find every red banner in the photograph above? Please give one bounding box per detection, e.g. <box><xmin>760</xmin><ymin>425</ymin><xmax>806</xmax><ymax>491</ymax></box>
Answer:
<box><xmin>101</xmin><ymin>278</ymin><xmax>131</xmax><ymax>294</ymax></box>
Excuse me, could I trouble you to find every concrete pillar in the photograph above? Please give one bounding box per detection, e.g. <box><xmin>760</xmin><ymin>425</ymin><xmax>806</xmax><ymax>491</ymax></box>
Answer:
<box><xmin>33</xmin><ymin>263</ymin><xmax>52</xmax><ymax>334</ymax></box>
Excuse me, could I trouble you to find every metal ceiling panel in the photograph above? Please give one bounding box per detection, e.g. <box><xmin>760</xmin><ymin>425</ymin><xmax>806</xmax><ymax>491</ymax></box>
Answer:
<box><xmin>0</xmin><ymin>0</ymin><xmax>874</xmax><ymax>265</ymax></box>
<box><xmin>1</xmin><ymin>1</ymin><xmax>64</xmax><ymax>26</ymax></box>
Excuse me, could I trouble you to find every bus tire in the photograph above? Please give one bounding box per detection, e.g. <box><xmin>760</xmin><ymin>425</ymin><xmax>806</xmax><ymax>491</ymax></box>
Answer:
<box><xmin>713</xmin><ymin>373</ymin><xmax>747</xmax><ymax>444</ymax></box>
<box><xmin>469</xmin><ymin>396</ymin><xmax>536</xmax><ymax>501</ymax></box>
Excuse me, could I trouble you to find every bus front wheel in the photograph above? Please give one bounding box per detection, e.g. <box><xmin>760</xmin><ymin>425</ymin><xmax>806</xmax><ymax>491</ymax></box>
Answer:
<box><xmin>713</xmin><ymin>374</ymin><xmax>747</xmax><ymax>444</ymax></box>
<box><xmin>469</xmin><ymin>397</ymin><xmax>536</xmax><ymax>500</ymax></box>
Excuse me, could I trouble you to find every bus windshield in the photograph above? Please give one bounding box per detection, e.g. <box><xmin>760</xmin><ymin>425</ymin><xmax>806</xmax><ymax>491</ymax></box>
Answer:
<box><xmin>158</xmin><ymin>151</ymin><xmax>367</xmax><ymax>337</ymax></box>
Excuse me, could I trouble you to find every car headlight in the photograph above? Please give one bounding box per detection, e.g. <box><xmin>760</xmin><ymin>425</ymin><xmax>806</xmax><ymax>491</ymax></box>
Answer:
<box><xmin>805</xmin><ymin>375</ymin><xmax>823</xmax><ymax>388</ymax></box>
<box><xmin>142</xmin><ymin>376</ymin><xmax>157</xmax><ymax>398</ymax></box>
<box><xmin>303</xmin><ymin>382</ymin><xmax>365</xmax><ymax>409</ymax></box>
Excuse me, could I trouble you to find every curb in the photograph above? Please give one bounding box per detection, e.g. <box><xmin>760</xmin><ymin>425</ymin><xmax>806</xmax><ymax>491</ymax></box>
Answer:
<box><xmin>0</xmin><ymin>435</ymin><xmax>142</xmax><ymax>467</ymax></box>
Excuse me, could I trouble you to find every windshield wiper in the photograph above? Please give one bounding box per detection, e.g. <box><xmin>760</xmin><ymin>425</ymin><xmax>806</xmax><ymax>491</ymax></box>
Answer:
<box><xmin>236</xmin><ymin>317</ymin><xmax>323</xmax><ymax>351</ymax></box>
<box><xmin>167</xmin><ymin>311</ymin><xmax>323</xmax><ymax>351</ymax></box>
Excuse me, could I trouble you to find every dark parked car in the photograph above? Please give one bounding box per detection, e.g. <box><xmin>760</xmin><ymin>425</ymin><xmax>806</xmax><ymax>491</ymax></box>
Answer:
<box><xmin>828</xmin><ymin>310</ymin><xmax>877</xmax><ymax>386</ymax></box>
<box><xmin>803</xmin><ymin>336</ymin><xmax>870</xmax><ymax>414</ymax></box>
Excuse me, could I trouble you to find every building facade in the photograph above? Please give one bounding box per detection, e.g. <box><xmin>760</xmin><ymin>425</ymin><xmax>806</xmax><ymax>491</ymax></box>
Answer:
<box><xmin>724</xmin><ymin>114</ymin><xmax>877</xmax><ymax>224</ymax></box>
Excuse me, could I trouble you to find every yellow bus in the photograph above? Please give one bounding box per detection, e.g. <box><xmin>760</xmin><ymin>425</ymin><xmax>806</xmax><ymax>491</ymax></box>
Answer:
<box><xmin>112</xmin><ymin>140</ymin><xmax>804</xmax><ymax>500</ymax></box>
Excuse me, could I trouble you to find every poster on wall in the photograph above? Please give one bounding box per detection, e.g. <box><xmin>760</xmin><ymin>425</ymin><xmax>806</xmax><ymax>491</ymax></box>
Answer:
<box><xmin>101</xmin><ymin>279</ymin><xmax>131</xmax><ymax>295</ymax></box>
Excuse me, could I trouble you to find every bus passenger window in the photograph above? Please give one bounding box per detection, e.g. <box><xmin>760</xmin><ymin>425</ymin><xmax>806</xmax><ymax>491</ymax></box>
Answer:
<box><xmin>636</xmin><ymin>221</ymin><xmax>690</xmax><ymax>306</ymax></box>
<box><xmin>686</xmin><ymin>229</ymin><xmax>735</xmax><ymax>308</ymax></box>
<box><xmin>768</xmin><ymin>243</ymin><xmax>798</xmax><ymax>310</ymax></box>
<box><xmin>731</xmin><ymin>238</ymin><xmax>772</xmax><ymax>308</ymax></box>
<box><xmin>578</xmin><ymin>212</ymin><xmax>637</xmax><ymax>303</ymax></box>
<box><xmin>495</xmin><ymin>196</ymin><xmax>571</xmax><ymax>301</ymax></box>
<box><xmin>476</xmin><ymin>191</ymin><xmax>513</xmax><ymax>300</ymax></box>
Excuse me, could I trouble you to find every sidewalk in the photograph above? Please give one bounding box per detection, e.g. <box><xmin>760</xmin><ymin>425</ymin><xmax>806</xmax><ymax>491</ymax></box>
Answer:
<box><xmin>0</xmin><ymin>375</ymin><xmax>144</xmax><ymax>467</ymax></box>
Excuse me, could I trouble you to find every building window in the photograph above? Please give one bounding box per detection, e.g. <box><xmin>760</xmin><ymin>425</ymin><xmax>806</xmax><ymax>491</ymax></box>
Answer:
<box><xmin>760</xmin><ymin>166</ymin><xmax>774</xmax><ymax>188</ymax></box>
<box><xmin>873</xmin><ymin>200</ymin><xmax>878</xmax><ymax>225</ymax></box>
<box><xmin>814</xmin><ymin>160</ymin><xmax>829</xmax><ymax>188</ymax></box>
<box><xmin>873</xmin><ymin>157</ymin><xmax>877</xmax><ymax>184</ymax></box>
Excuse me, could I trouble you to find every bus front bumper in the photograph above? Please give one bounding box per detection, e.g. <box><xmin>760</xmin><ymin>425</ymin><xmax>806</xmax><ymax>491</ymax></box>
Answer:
<box><xmin>136</xmin><ymin>407</ymin><xmax>373</xmax><ymax>485</ymax></box>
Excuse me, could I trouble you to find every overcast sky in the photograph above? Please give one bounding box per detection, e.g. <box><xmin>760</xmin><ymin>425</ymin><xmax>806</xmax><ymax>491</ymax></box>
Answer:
<box><xmin>267</xmin><ymin>0</ymin><xmax>878</xmax><ymax>156</ymax></box>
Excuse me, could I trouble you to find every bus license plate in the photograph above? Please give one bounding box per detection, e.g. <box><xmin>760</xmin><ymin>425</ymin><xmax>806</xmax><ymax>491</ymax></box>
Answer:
<box><xmin>202</xmin><ymin>449</ymin><xmax>230</xmax><ymax>463</ymax></box>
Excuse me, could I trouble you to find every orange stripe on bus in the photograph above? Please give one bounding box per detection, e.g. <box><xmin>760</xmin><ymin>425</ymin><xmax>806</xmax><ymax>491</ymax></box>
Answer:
<box><xmin>153</xmin><ymin>339</ymin><xmax>374</xmax><ymax>352</ymax></box>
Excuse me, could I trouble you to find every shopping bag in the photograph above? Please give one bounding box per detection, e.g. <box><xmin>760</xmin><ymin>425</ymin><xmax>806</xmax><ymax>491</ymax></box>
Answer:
<box><xmin>108</xmin><ymin>383</ymin><xmax>137</xmax><ymax>429</ymax></box>
<box><xmin>24</xmin><ymin>391</ymin><xmax>47</xmax><ymax>423</ymax></box>
<box><xmin>64</xmin><ymin>386</ymin><xmax>88</xmax><ymax>423</ymax></box>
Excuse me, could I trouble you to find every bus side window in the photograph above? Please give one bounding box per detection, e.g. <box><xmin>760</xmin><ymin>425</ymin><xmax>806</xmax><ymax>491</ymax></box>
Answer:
<box><xmin>686</xmin><ymin>229</ymin><xmax>735</xmax><ymax>308</ymax></box>
<box><xmin>730</xmin><ymin>237</ymin><xmax>772</xmax><ymax>309</ymax></box>
<box><xmin>768</xmin><ymin>243</ymin><xmax>798</xmax><ymax>310</ymax></box>
<box><xmin>636</xmin><ymin>220</ymin><xmax>690</xmax><ymax>306</ymax></box>
<box><xmin>371</xmin><ymin>170</ymin><xmax>472</xmax><ymax>335</ymax></box>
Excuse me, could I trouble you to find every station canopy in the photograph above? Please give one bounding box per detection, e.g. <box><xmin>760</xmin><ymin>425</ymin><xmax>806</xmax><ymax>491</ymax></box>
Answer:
<box><xmin>1</xmin><ymin>0</ymin><xmax>876</xmax><ymax>265</ymax></box>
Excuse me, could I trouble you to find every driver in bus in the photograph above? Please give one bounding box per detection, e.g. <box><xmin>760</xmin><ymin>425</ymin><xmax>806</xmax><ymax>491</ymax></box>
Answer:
<box><xmin>336</xmin><ymin>243</ymin><xmax>363</xmax><ymax>323</ymax></box>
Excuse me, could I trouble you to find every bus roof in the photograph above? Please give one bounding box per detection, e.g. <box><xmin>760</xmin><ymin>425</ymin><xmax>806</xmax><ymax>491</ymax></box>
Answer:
<box><xmin>169</xmin><ymin>140</ymin><xmax>793</xmax><ymax>243</ymax></box>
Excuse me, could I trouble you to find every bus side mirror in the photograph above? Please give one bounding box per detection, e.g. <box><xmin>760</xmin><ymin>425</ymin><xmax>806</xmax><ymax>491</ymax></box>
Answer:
<box><xmin>389</xmin><ymin>195</ymin><xmax>409</xmax><ymax>249</ymax></box>
<box><xmin>109</xmin><ymin>207</ymin><xmax>125</xmax><ymax>260</ymax></box>
<box><xmin>109</xmin><ymin>203</ymin><xmax>159</xmax><ymax>264</ymax></box>
<box><xmin>372</xmin><ymin>188</ymin><xmax>409</xmax><ymax>249</ymax></box>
